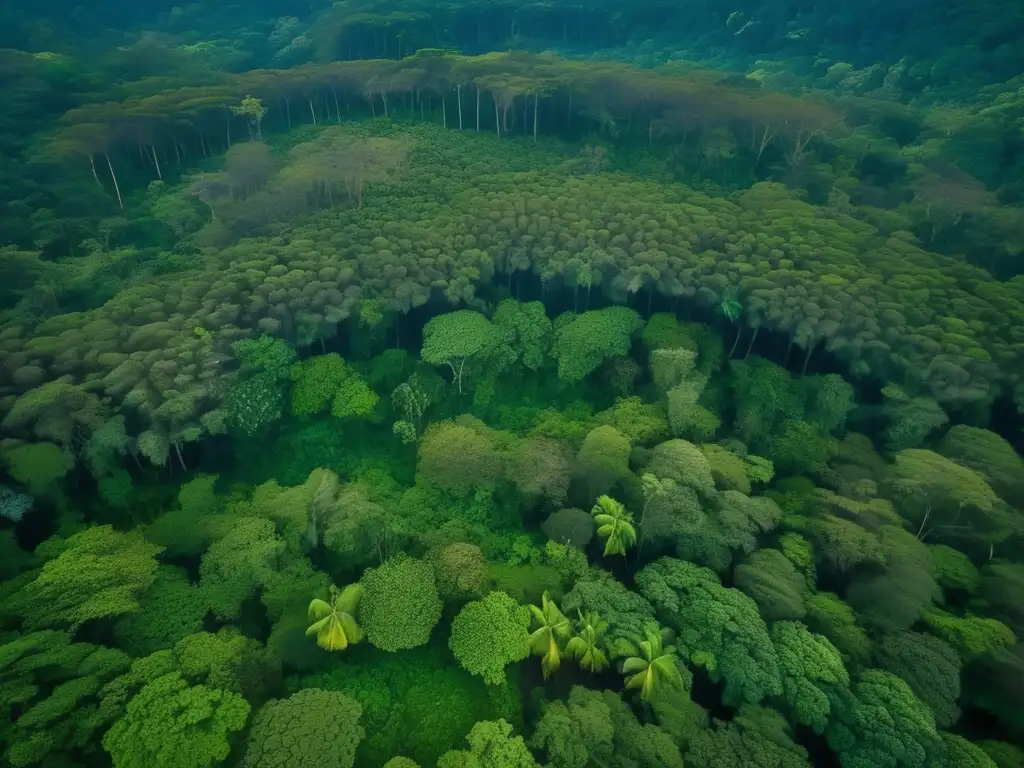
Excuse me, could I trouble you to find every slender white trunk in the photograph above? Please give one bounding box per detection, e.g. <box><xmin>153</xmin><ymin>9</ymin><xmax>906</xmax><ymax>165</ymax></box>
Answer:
<box><xmin>533</xmin><ymin>92</ymin><xmax>539</xmax><ymax>141</ymax></box>
<box><xmin>332</xmin><ymin>87</ymin><xmax>341</xmax><ymax>122</ymax></box>
<box><xmin>476</xmin><ymin>88</ymin><xmax>480</xmax><ymax>132</ymax></box>
<box><xmin>442</xmin><ymin>94</ymin><xmax>447</xmax><ymax>128</ymax></box>
<box><xmin>105</xmin><ymin>153</ymin><xmax>123</xmax><ymax>209</ymax></box>
<box><xmin>88</xmin><ymin>155</ymin><xmax>100</xmax><ymax>186</ymax></box>
<box><xmin>495</xmin><ymin>99</ymin><xmax>500</xmax><ymax>136</ymax></box>
<box><xmin>457</xmin><ymin>85</ymin><xmax>463</xmax><ymax>130</ymax></box>
<box><xmin>381</xmin><ymin>91</ymin><xmax>388</xmax><ymax>117</ymax></box>
<box><xmin>150</xmin><ymin>146</ymin><xmax>162</xmax><ymax>179</ymax></box>
<box><xmin>309</xmin><ymin>98</ymin><xmax>317</xmax><ymax>125</ymax></box>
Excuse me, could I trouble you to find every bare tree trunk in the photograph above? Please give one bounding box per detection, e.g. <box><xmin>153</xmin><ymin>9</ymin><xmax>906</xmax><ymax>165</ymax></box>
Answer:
<box><xmin>495</xmin><ymin>99</ymin><xmax>500</xmax><ymax>136</ymax></box>
<box><xmin>173</xmin><ymin>441</ymin><xmax>187</xmax><ymax>471</ymax></box>
<box><xmin>381</xmin><ymin>91</ymin><xmax>388</xmax><ymax>117</ymax></box>
<box><xmin>801</xmin><ymin>342</ymin><xmax>815</xmax><ymax>376</ymax></box>
<box><xmin>88</xmin><ymin>155</ymin><xmax>101</xmax><ymax>186</ymax></box>
<box><xmin>442</xmin><ymin>93</ymin><xmax>447</xmax><ymax>128</ymax></box>
<box><xmin>150</xmin><ymin>146</ymin><xmax>162</xmax><ymax>179</ymax></box>
<box><xmin>729</xmin><ymin>325</ymin><xmax>742</xmax><ymax>358</ymax></box>
<box><xmin>331</xmin><ymin>87</ymin><xmax>342</xmax><ymax>122</ymax></box>
<box><xmin>744</xmin><ymin>326</ymin><xmax>759</xmax><ymax>359</ymax></box>
<box><xmin>309</xmin><ymin>98</ymin><xmax>317</xmax><ymax>125</ymax></box>
<box><xmin>476</xmin><ymin>88</ymin><xmax>481</xmax><ymax>132</ymax></box>
<box><xmin>457</xmin><ymin>84</ymin><xmax>463</xmax><ymax>130</ymax></box>
<box><xmin>534</xmin><ymin>92</ymin><xmax>539</xmax><ymax>141</ymax></box>
<box><xmin>105</xmin><ymin>153</ymin><xmax>123</xmax><ymax>209</ymax></box>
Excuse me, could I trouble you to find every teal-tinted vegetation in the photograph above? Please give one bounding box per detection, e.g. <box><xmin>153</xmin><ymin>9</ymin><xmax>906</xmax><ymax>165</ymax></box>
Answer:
<box><xmin>1</xmin><ymin>0</ymin><xmax>1023</xmax><ymax>766</ymax></box>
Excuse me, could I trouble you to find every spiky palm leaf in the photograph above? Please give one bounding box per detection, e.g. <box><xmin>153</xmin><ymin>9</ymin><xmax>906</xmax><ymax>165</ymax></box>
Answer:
<box><xmin>591</xmin><ymin>495</ymin><xmax>636</xmax><ymax>557</ymax></box>
<box><xmin>566</xmin><ymin>611</ymin><xmax>610</xmax><ymax>673</ymax></box>
<box><xmin>621</xmin><ymin>627</ymin><xmax>683</xmax><ymax>701</ymax></box>
<box><xmin>306</xmin><ymin>584</ymin><xmax>364</xmax><ymax>651</ymax></box>
<box><xmin>528</xmin><ymin>591</ymin><xmax>571</xmax><ymax>679</ymax></box>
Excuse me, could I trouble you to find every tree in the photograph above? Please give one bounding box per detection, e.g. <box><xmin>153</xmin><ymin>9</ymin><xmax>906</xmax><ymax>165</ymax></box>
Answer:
<box><xmin>772</xmin><ymin>621</ymin><xmax>850</xmax><ymax>734</ymax></box>
<box><xmin>938</xmin><ymin>734</ymin><xmax>999</xmax><ymax>768</ymax></box>
<box><xmin>306</xmin><ymin>584</ymin><xmax>364</xmax><ymax>652</ymax></box>
<box><xmin>102</xmin><ymin>671</ymin><xmax>250</xmax><ymax>768</ymax></box>
<box><xmin>199</xmin><ymin>517</ymin><xmax>285</xmax><ymax>620</ymax></box>
<box><xmin>973</xmin><ymin>563</ymin><xmax>1024</xmax><ymax>635</ymax></box>
<box><xmin>4</xmin><ymin>525</ymin><xmax>161</xmax><ymax>632</ymax></box>
<box><xmin>566</xmin><ymin>611</ymin><xmax>610</xmax><ymax>674</ymax></box>
<box><xmin>529</xmin><ymin>686</ymin><xmax>615</xmax><ymax>768</ymax></box>
<box><xmin>360</xmin><ymin>556</ymin><xmax>443</xmax><ymax>652</ymax></box>
<box><xmin>636</xmin><ymin>558</ymin><xmax>782</xmax><ymax>706</ymax></box>
<box><xmin>575</xmin><ymin>426</ymin><xmax>631</xmax><ymax>498</ymax></box>
<box><xmin>874</xmin><ymin>632</ymin><xmax>962</xmax><ymax>728</ymax></box>
<box><xmin>421</xmin><ymin>310</ymin><xmax>510</xmax><ymax>394</ymax></box>
<box><xmin>920</xmin><ymin>607</ymin><xmax>1017</xmax><ymax>662</ymax></box>
<box><xmin>686</xmin><ymin>705</ymin><xmax>811</xmax><ymax>768</ymax></box>
<box><xmin>418</xmin><ymin>418</ymin><xmax>504</xmax><ymax>494</ymax></box>
<box><xmin>449</xmin><ymin>591</ymin><xmax>531</xmax><ymax>685</ymax></box>
<box><xmin>439</xmin><ymin>719</ymin><xmax>539</xmax><ymax>768</ymax></box>
<box><xmin>429</xmin><ymin>542</ymin><xmax>489</xmax><ymax>600</ymax></box>
<box><xmin>591</xmin><ymin>495</ymin><xmax>636</xmax><ymax>557</ymax></box>
<box><xmin>562</xmin><ymin>575</ymin><xmax>657</xmax><ymax>661</ymax></box>
<box><xmin>541</xmin><ymin>509</ymin><xmax>595</xmax><ymax>550</ymax></box>
<box><xmin>113</xmin><ymin>566</ymin><xmax>209</xmax><ymax>656</ymax></box>
<box><xmin>804</xmin><ymin>592</ymin><xmax>873</xmax><ymax>666</ymax></box>
<box><xmin>528</xmin><ymin>591</ymin><xmax>571</xmax><ymax>679</ymax></box>
<box><xmin>734</xmin><ymin>549</ymin><xmax>808</xmax><ymax>621</ymax></box>
<box><xmin>551</xmin><ymin>307</ymin><xmax>643</xmax><ymax>383</ymax></box>
<box><xmin>290</xmin><ymin>353</ymin><xmax>349</xmax><ymax>416</ymax></box>
<box><xmin>231</xmin><ymin>96</ymin><xmax>267</xmax><ymax>139</ymax></box>
<box><xmin>646</xmin><ymin>439</ymin><xmax>716</xmax><ymax>496</ymax></box>
<box><xmin>506</xmin><ymin>437</ymin><xmax>573</xmax><ymax>509</ymax></box>
<box><xmin>936</xmin><ymin>425</ymin><xmax>1024</xmax><ymax>506</ymax></box>
<box><xmin>622</xmin><ymin>626</ymin><xmax>685</xmax><ymax>702</ymax></box>
<box><xmin>243</xmin><ymin>689</ymin><xmax>364</xmax><ymax>768</ymax></box>
<box><xmin>825</xmin><ymin>669</ymin><xmax>944</xmax><ymax>768</ymax></box>
<box><xmin>881</xmin><ymin>386</ymin><xmax>949</xmax><ymax>452</ymax></box>
<box><xmin>493</xmin><ymin>299</ymin><xmax>552</xmax><ymax>371</ymax></box>
<box><xmin>885</xmin><ymin>449</ymin><xmax>1006</xmax><ymax>547</ymax></box>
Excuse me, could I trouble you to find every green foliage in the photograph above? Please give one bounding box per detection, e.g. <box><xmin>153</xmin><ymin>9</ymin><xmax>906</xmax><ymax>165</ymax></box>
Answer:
<box><xmin>920</xmin><ymin>607</ymin><xmax>1017</xmax><ymax>661</ymax></box>
<box><xmin>551</xmin><ymin>307</ymin><xmax>643</xmax><ymax>383</ymax></box>
<box><xmin>331</xmin><ymin>374</ymin><xmax>380</xmax><ymax>420</ymax></box>
<box><xmin>418</xmin><ymin>418</ymin><xmax>504</xmax><ymax>494</ymax></box>
<box><xmin>575</xmin><ymin>425</ymin><xmax>631</xmax><ymax>497</ymax></box>
<box><xmin>360</xmin><ymin>556</ymin><xmax>443</xmax><ymax>652</ymax></box>
<box><xmin>493</xmin><ymin>300</ymin><xmax>552</xmax><ymax>371</ymax></box>
<box><xmin>565</xmin><ymin>611</ymin><xmax>610</xmax><ymax>674</ymax></box>
<box><xmin>527</xmin><ymin>592</ymin><xmax>571</xmax><ymax>679</ymax></box>
<box><xmin>102</xmin><ymin>671</ymin><xmax>250</xmax><ymax>768</ymax></box>
<box><xmin>290</xmin><ymin>353</ymin><xmax>349</xmax><ymax>416</ymax></box>
<box><xmin>113</xmin><ymin>566</ymin><xmax>208</xmax><ymax>656</ymax></box>
<box><xmin>881</xmin><ymin>386</ymin><xmax>949</xmax><ymax>452</ymax></box>
<box><xmin>421</xmin><ymin>310</ymin><xmax>511</xmax><ymax>395</ymax></box>
<box><xmin>591</xmin><ymin>495</ymin><xmax>636</xmax><ymax>557</ymax></box>
<box><xmin>772</xmin><ymin>621</ymin><xmax>849</xmax><ymax>734</ymax></box>
<box><xmin>295</xmin><ymin>644</ymin><xmax>516</xmax><ymax>767</ymax></box>
<box><xmin>4</xmin><ymin>525</ymin><xmax>161</xmax><ymax>632</ymax></box>
<box><xmin>561</xmin><ymin>575</ymin><xmax>656</xmax><ymax>660</ymax></box>
<box><xmin>825</xmin><ymin>669</ymin><xmax>943</xmax><ymax>768</ymax></box>
<box><xmin>938</xmin><ymin>734</ymin><xmax>1000</xmax><ymax>768</ymax></box>
<box><xmin>199</xmin><ymin>517</ymin><xmax>284</xmax><ymax>620</ymax></box>
<box><xmin>734</xmin><ymin>549</ymin><xmax>808</xmax><ymax>621</ymax></box>
<box><xmin>622</xmin><ymin>626</ymin><xmax>685</xmax><ymax>702</ymax></box>
<box><xmin>804</xmin><ymin>592</ymin><xmax>873</xmax><ymax>665</ymax></box>
<box><xmin>646</xmin><ymin>439</ymin><xmax>716</xmax><ymax>495</ymax></box>
<box><xmin>449</xmin><ymin>591</ymin><xmax>531</xmax><ymax>685</ymax></box>
<box><xmin>874</xmin><ymin>631</ymin><xmax>961</xmax><ymax>728</ymax></box>
<box><xmin>541</xmin><ymin>508</ymin><xmax>595</xmax><ymax>550</ymax></box>
<box><xmin>306</xmin><ymin>584</ymin><xmax>364</xmax><ymax>652</ymax></box>
<box><xmin>637</xmin><ymin>558</ymin><xmax>782</xmax><ymax>706</ymax></box>
<box><xmin>936</xmin><ymin>425</ymin><xmax>1024</xmax><ymax>505</ymax></box>
<box><xmin>930</xmin><ymin>544</ymin><xmax>981</xmax><ymax>594</ymax></box>
<box><xmin>174</xmin><ymin>629</ymin><xmax>279</xmax><ymax>702</ymax></box>
<box><xmin>429</xmin><ymin>542</ymin><xmax>489</xmax><ymax>600</ymax></box>
<box><xmin>440</xmin><ymin>719</ymin><xmax>539</xmax><ymax>768</ymax></box>
<box><xmin>243</xmin><ymin>689</ymin><xmax>364</xmax><ymax>768</ymax></box>
<box><xmin>594</xmin><ymin>397</ymin><xmax>670</xmax><ymax>445</ymax></box>
<box><xmin>685</xmin><ymin>704</ymin><xmax>810</xmax><ymax>768</ymax></box>
<box><xmin>1</xmin><ymin>441</ymin><xmax>73</xmax><ymax>495</ymax></box>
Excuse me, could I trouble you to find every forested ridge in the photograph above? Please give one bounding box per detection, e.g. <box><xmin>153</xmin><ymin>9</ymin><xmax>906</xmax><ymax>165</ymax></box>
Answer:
<box><xmin>1</xmin><ymin>0</ymin><xmax>1024</xmax><ymax>766</ymax></box>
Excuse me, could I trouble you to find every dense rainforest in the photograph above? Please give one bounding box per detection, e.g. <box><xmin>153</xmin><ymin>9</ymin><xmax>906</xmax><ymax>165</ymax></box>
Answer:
<box><xmin>1</xmin><ymin>0</ymin><xmax>1024</xmax><ymax>767</ymax></box>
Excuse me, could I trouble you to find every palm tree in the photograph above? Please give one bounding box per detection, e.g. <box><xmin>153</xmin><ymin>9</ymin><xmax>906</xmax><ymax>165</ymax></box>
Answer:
<box><xmin>528</xmin><ymin>591</ymin><xmax>571</xmax><ymax>679</ymax></box>
<box><xmin>592</xmin><ymin>495</ymin><xmax>637</xmax><ymax>557</ymax></box>
<box><xmin>306</xmin><ymin>584</ymin><xmax>364</xmax><ymax>651</ymax></box>
<box><xmin>621</xmin><ymin>626</ymin><xmax>684</xmax><ymax>702</ymax></box>
<box><xmin>566</xmin><ymin>611</ymin><xmax>609</xmax><ymax>674</ymax></box>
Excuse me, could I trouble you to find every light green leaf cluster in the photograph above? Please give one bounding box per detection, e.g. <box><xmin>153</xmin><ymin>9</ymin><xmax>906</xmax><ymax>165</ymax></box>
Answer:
<box><xmin>449</xmin><ymin>592</ymin><xmax>530</xmax><ymax>685</ymax></box>
<box><xmin>360</xmin><ymin>556</ymin><xmax>443</xmax><ymax>652</ymax></box>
